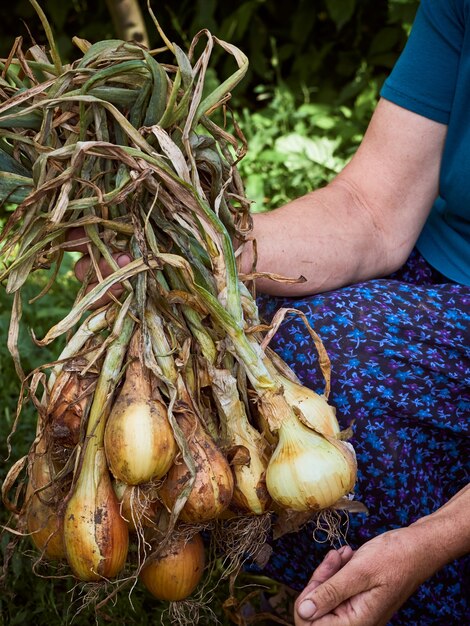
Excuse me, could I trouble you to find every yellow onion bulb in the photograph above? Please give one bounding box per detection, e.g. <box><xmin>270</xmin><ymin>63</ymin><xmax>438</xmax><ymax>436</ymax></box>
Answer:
<box><xmin>139</xmin><ymin>533</ymin><xmax>205</xmax><ymax>601</ymax></box>
<box><xmin>26</xmin><ymin>493</ymin><xmax>66</xmax><ymax>560</ymax></box>
<box><xmin>105</xmin><ymin>394</ymin><xmax>176</xmax><ymax>485</ymax></box>
<box><xmin>64</xmin><ymin>448</ymin><xmax>129</xmax><ymax>581</ymax></box>
<box><xmin>266</xmin><ymin>415</ymin><xmax>356</xmax><ymax>511</ymax></box>
<box><xmin>159</xmin><ymin>414</ymin><xmax>234</xmax><ymax>523</ymax></box>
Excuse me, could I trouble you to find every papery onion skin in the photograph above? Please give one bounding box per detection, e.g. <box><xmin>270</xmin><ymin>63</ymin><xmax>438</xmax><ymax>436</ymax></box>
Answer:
<box><xmin>231</xmin><ymin>454</ymin><xmax>270</xmax><ymax>515</ymax></box>
<box><xmin>266</xmin><ymin>416</ymin><xmax>357</xmax><ymax>512</ymax></box>
<box><xmin>139</xmin><ymin>533</ymin><xmax>205</xmax><ymax>601</ymax></box>
<box><xmin>281</xmin><ymin>376</ymin><xmax>340</xmax><ymax>437</ymax></box>
<box><xmin>64</xmin><ymin>448</ymin><xmax>129</xmax><ymax>581</ymax></box>
<box><xmin>48</xmin><ymin>372</ymin><xmax>92</xmax><ymax>449</ymax></box>
<box><xmin>210</xmin><ymin>366</ymin><xmax>271</xmax><ymax>515</ymax></box>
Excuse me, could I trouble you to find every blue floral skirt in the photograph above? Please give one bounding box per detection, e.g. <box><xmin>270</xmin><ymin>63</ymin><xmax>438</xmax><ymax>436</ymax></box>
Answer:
<box><xmin>253</xmin><ymin>249</ymin><xmax>470</xmax><ymax>625</ymax></box>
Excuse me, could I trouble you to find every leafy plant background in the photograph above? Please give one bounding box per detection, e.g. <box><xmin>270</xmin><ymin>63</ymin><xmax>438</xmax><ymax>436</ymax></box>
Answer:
<box><xmin>0</xmin><ymin>1</ymin><xmax>419</xmax><ymax>624</ymax></box>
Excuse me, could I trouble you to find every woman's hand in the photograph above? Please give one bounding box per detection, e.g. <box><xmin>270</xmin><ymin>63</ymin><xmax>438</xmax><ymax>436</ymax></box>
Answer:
<box><xmin>294</xmin><ymin>485</ymin><xmax>470</xmax><ymax>625</ymax></box>
<box><xmin>65</xmin><ymin>227</ymin><xmax>132</xmax><ymax>309</ymax></box>
<box><xmin>294</xmin><ymin>526</ymin><xmax>438</xmax><ymax>626</ymax></box>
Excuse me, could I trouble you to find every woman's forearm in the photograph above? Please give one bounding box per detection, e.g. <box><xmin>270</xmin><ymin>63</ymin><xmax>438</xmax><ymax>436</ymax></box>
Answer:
<box><xmin>409</xmin><ymin>483</ymin><xmax>470</xmax><ymax>576</ymax></box>
<box><xmin>241</xmin><ymin>99</ymin><xmax>446</xmax><ymax>297</ymax></box>
<box><xmin>243</xmin><ymin>180</ymin><xmax>389</xmax><ymax>296</ymax></box>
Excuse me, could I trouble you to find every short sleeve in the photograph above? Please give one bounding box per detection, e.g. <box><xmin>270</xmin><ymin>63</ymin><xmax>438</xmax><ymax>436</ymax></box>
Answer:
<box><xmin>380</xmin><ymin>0</ymin><xmax>465</xmax><ymax>124</ymax></box>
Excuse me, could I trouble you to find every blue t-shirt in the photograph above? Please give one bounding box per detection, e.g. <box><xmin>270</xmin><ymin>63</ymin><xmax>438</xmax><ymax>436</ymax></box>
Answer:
<box><xmin>380</xmin><ymin>0</ymin><xmax>470</xmax><ymax>285</ymax></box>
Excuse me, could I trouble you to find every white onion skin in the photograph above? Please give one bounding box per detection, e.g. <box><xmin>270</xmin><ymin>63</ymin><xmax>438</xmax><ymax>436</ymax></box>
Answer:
<box><xmin>266</xmin><ymin>416</ymin><xmax>356</xmax><ymax>511</ymax></box>
<box><xmin>139</xmin><ymin>533</ymin><xmax>205</xmax><ymax>601</ymax></box>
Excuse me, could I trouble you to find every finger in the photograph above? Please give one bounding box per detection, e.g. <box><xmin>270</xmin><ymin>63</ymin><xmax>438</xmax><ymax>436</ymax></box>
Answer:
<box><xmin>84</xmin><ymin>282</ymin><xmax>125</xmax><ymax>310</ymax></box>
<box><xmin>74</xmin><ymin>252</ymin><xmax>132</xmax><ymax>282</ymax></box>
<box><xmin>64</xmin><ymin>227</ymin><xmax>89</xmax><ymax>253</ymax></box>
<box><xmin>306</xmin><ymin>546</ymin><xmax>353</xmax><ymax>589</ymax></box>
<box><xmin>295</xmin><ymin>551</ymin><xmax>345</xmax><ymax>624</ymax></box>
<box><xmin>309</xmin><ymin>551</ymin><xmax>343</xmax><ymax>585</ymax></box>
<box><xmin>338</xmin><ymin>545</ymin><xmax>354</xmax><ymax>564</ymax></box>
<box><xmin>296</xmin><ymin>558</ymin><xmax>369</xmax><ymax>622</ymax></box>
<box><xmin>298</xmin><ymin>549</ymin><xmax>354</xmax><ymax>622</ymax></box>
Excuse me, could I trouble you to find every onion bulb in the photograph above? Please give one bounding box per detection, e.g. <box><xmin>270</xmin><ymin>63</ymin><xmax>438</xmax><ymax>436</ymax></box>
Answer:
<box><xmin>25</xmin><ymin>453</ymin><xmax>66</xmax><ymax>560</ymax></box>
<box><xmin>159</xmin><ymin>410</ymin><xmax>234</xmax><ymax>522</ymax></box>
<box><xmin>64</xmin><ymin>448</ymin><xmax>129</xmax><ymax>581</ymax></box>
<box><xmin>64</xmin><ymin>320</ymin><xmax>133</xmax><ymax>581</ymax></box>
<box><xmin>266</xmin><ymin>414</ymin><xmax>356</xmax><ymax>511</ymax></box>
<box><xmin>47</xmin><ymin>335</ymin><xmax>103</xmax><ymax>458</ymax></box>
<box><xmin>104</xmin><ymin>331</ymin><xmax>176</xmax><ymax>485</ymax></box>
<box><xmin>139</xmin><ymin>533</ymin><xmax>205</xmax><ymax>601</ymax></box>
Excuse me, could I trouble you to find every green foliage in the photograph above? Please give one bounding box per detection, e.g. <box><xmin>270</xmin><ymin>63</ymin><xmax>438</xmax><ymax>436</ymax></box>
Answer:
<box><xmin>238</xmin><ymin>84</ymin><xmax>375</xmax><ymax>211</ymax></box>
<box><xmin>0</xmin><ymin>0</ymin><xmax>419</xmax><ymax>108</ymax></box>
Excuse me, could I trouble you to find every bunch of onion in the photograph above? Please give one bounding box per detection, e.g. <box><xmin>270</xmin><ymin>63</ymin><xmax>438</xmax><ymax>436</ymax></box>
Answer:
<box><xmin>0</xmin><ymin>7</ymin><xmax>361</xmax><ymax>619</ymax></box>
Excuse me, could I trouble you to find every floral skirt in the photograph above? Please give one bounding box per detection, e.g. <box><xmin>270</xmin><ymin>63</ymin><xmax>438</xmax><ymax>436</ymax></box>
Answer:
<box><xmin>252</xmin><ymin>249</ymin><xmax>470</xmax><ymax>625</ymax></box>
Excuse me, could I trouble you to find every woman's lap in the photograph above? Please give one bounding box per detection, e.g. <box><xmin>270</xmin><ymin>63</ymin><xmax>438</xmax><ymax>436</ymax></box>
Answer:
<box><xmin>253</xmin><ymin>251</ymin><xmax>470</xmax><ymax>625</ymax></box>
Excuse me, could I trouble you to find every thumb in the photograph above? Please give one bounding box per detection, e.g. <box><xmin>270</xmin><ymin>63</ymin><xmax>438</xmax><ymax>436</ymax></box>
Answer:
<box><xmin>296</xmin><ymin>559</ymin><xmax>367</xmax><ymax>621</ymax></box>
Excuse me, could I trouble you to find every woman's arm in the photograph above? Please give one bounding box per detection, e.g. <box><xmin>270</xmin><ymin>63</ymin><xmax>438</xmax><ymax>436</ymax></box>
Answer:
<box><xmin>243</xmin><ymin>98</ymin><xmax>447</xmax><ymax>296</ymax></box>
<box><xmin>294</xmin><ymin>484</ymin><xmax>470</xmax><ymax>626</ymax></box>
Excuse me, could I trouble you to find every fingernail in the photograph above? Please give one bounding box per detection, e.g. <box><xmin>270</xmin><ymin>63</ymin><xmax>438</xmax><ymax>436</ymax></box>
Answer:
<box><xmin>298</xmin><ymin>599</ymin><xmax>317</xmax><ymax>619</ymax></box>
<box><xmin>117</xmin><ymin>253</ymin><xmax>132</xmax><ymax>266</ymax></box>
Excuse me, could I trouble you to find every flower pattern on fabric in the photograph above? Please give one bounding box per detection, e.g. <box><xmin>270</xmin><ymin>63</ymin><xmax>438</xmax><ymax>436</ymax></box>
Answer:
<box><xmin>250</xmin><ymin>249</ymin><xmax>470</xmax><ymax>625</ymax></box>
